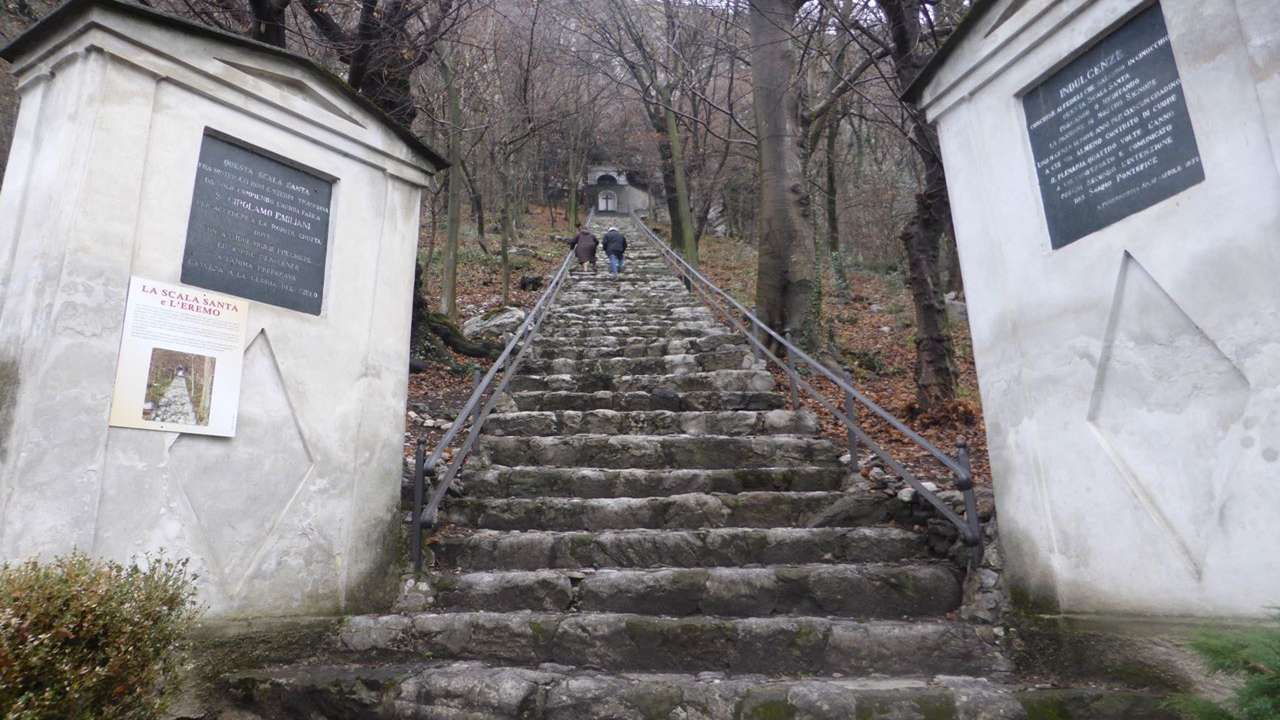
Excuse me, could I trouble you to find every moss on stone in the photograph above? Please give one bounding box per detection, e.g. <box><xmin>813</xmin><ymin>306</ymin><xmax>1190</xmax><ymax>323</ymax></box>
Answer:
<box><xmin>529</xmin><ymin>620</ymin><xmax>551</xmax><ymax>645</ymax></box>
<box><xmin>743</xmin><ymin>699</ymin><xmax>798</xmax><ymax>720</ymax></box>
<box><xmin>628</xmin><ymin>686</ymin><xmax>682</xmax><ymax>720</ymax></box>
<box><xmin>0</xmin><ymin>357</ymin><xmax>18</xmax><ymax>461</ymax></box>
<box><xmin>1020</xmin><ymin>696</ymin><xmax>1071</xmax><ymax>720</ymax></box>
<box><xmin>917</xmin><ymin>696</ymin><xmax>960</xmax><ymax>720</ymax></box>
<box><xmin>790</xmin><ymin>623</ymin><xmax>825</xmax><ymax>659</ymax></box>
<box><xmin>1008</xmin><ymin>583</ymin><xmax>1059</xmax><ymax>615</ymax></box>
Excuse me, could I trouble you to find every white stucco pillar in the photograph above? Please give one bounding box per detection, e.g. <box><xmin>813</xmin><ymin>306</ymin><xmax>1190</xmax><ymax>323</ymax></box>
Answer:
<box><xmin>0</xmin><ymin>0</ymin><xmax>444</xmax><ymax>619</ymax></box>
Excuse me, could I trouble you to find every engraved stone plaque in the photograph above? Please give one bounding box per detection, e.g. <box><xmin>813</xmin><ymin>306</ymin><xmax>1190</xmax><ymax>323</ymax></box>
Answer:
<box><xmin>1024</xmin><ymin>4</ymin><xmax>1203</xmax><ymax>249</ymax></box>
<box><xmin>182</xmin><ymin>135</ymin><xmax>332</xmax><ymax>314</ymax></box>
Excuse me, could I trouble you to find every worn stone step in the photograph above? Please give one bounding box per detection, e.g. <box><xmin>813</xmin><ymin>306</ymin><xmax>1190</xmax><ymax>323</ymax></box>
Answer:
<box><xmin>552</xmin><ymin>300</ymin><xmax>707</xmax><ymax>313</ymax></box>
<box><xmin>475</xmin><ymin>434</ymin><xmax>839</xmax><ymax>470</ymax></box>
<box><xmin>543</xmin><ymin>319</ymin><xmax>715</xmax><ymax>334</ymax></box>
<box><xmin>221</xmin><ymin>662</ymin><xmax>1179</xmax><ymax>720</ymax></box>
<box><xmin>429</xmin><ymin>526</ymin><xmax>927</xmax><ymax>571</ymax></box>
<box><xmin>463</xmin><ymin>466</ymin><xmax>847</xmax><ymax>498</ymax></box>
<box><xmin>482</xmin><ymin>409</ymin><xmax>818</xmax><ymax>437</ymax></box>
<box><xmin>542</xmin><ymin>322</ymin><xmax>720</xmax><ymax>339</ymax></box>
<box><xmin>559</xmin><ymin>283</ymin><xmax>691</xmax><ymax>292</ymax></box>
<box><xmin>339</xmin><ymin>612</ymin><xmax>1012</xmax><ymax>677</ymax></box>
<box><xmin>549</xmin><ymin>305</ymin><xmax>710</xmax><ymax>320</ymax></box>
<box><xmin>529</xmin><ymin>335</ymin><xmax>745</xmax><ymax>361</ymax></box>
<box><xmin>520</xmin><ymin>350</ymin><xmax>754</xmax><ymax>377</ymax></box>
<box><xmin>440</xmin><ymin>491</ymin><xmax>887</xmax><ymax>532</ymax></box>
<box><xmin>426</xmin><ymin>563</ymin><xmax>961</xmax><ymax>618</ymax></box>
<box><xmin>508</xmin><ymin>369</ymin><xmax>774</xmax><ymax>394</ymax></box>
<box><xmin>565</xmin><ymin>281</ymin><xmax>688</xmax><ymax>292</ymax></box>
<box><xmin>554</xmin><ymin>294</ymin><xmax>693</xmax><ymax>306</ymax></box>
<box><xmin>511</xmin><ymin>390</ymin><xmax>785</xmax><ymax>412</ymax></box>
<box><xmin>530</xmin><ymin>333</ymin><xmax>739</xmax><ymax>353</ymax></box>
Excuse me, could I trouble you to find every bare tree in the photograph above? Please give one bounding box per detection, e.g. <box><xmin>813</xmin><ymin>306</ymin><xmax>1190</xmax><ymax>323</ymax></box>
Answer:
<box><xmin>564</xmin><ymin>0</ymin><xmax>704</xmax><ymax>264</ymax></box>
<box><xmin>749</xmin><ymin>0</ymin><xmax>817</xmax><ymax>350</ymax></box>
<box><xmin>814</xmin><ymin>0</ymin><xmax>964</xmax><ymax>410</ymax></box>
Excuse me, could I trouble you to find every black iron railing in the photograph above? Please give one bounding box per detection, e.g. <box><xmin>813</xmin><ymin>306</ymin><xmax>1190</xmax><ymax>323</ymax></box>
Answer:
<box><xmin>407</xmin><ymin>211</ymin><xmax>591</xmax><ymax>571</ymax></box>
<box><xmin>630</xmin><ymin>212</ymin><xmax>983</xmax><ymax>564</ymax></box>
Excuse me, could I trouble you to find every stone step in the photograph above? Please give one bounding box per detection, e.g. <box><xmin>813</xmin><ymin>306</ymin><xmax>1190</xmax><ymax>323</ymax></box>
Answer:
<box><xmin>222</xmin><ymin>662</ymin><xmax>1178</xmax><ymax>720</ymax></box>
<box><xmin>541</xmin><ymin>323</ymin><xmax>719</xmax><ymax>338</ymax></box>
<box><xmin>549</xmin><ymin>305</ymin><xmax>710</xmax><ymax>320</ymax></box>
<box><xmin>482</xmin><ymin>409</ymin><xmax>818</xmax><ymax>437</ymax></box>
<box><xmin>555</xmin><ymin>293</ymin><xmax>693</xmax><ymax>305</ymax></box>
<box><xmin>511</xmin><ymin>390</ymin><xmax>786</xmax><ymax>412</ymax></box>
<box><xmin>530</xmin><ymin>333</ymin><xmax>739</xmax><ymax>353</ymax></box>
<box><xmin>564</xmin><ymin>280</ymin><xmax>688</xmax><ymax>292</ymax></box>
<box><xmin>393</xmin><ymin>663</ymin><xmax>1175</xmax><ymax>720</ymax></box>
<box><xmin>543</xmin><ymin>318</ymin><xmax>714</xmax><ymax>332</ymax></box>
<box><xmin>426</xmin><ymin>563</ymin><xmax>962</xmax><ymax>618</ymax></box>
<box><xmin>552</xmin><ymin>300</ymin><xmax>707</xmax><ymax>313</ymax></box>
<box><xmin>529</xmin><ymin>335</ymin><xmax>745</xmax><ymax>361</ymax></box>
<box><xmin>429</xmin><ymin>526</ymin><xmax>927</xmax><ymax>571</ymax></box>
<box><xmin>440</xmin><ymin>492</ymin><xmax>888</xmax><ymax>531</ymax></box>
<box><xmin>519</xmin><ymin>349</ymin><xmax>754</xmax><ymax>377</ymax></box>
<box><xmin>474</xmin><ymin>434</ymin><xmax>839</xmax><ymax>470</ymax></box>
<box><xmin>339</xmin><ymin>612</ymin><xmax>1013</xmax><ymax>677</ymax></box>
<box><xmin>546</xmin><ymin>315</ymin><xmax>712</xmax><ymax>329</ymax></box>
<box><xmin>508</xmin><ymin>369</ymin><xmax>775</xmax><ymax>394</ymax></box>
<box><xmin>462</xmin><ymin>466</ymin><xmax>847</xmax><ymax>498</ymax></box>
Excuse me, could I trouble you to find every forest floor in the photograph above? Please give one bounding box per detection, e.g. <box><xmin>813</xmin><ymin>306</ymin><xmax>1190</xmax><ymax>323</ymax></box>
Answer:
<box><xmin>403</xmin><ymin>206</ymin><xmax>570</xmax><ymax>469</ymax></box>
<box><xmin>693</xmin><ymin>232</ymin><xmax>991</xmax><ymax>488</ymax></box>
<box><xmin>402</xmin><ymin>209</ymin><xmax>991</xmax><ymax>492</ymax></box>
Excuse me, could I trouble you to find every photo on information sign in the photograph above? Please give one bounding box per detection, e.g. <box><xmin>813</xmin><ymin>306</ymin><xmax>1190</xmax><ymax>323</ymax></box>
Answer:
<box><xmin>142</xmin><ymin>348</ymin><xmax>217</xmax><ymax>427</ymax></box>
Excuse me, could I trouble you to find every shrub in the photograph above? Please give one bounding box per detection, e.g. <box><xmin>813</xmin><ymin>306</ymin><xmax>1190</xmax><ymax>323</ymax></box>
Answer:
<box><xmin>1168</xmin><ymin>615</ymin><xmax>1280</xmax><ymax>720</ymax></box>
<box><xmin>0</xmin><ymin>552</ymin><xmax>199</xmax><ymax>719</ymax></box>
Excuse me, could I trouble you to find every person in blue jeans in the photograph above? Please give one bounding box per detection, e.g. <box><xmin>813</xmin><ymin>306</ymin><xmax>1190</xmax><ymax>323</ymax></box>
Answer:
<box><xmin>602</xmin><ymin>226</ymin><xmax>627</xmax><ymax>277</ymax></box>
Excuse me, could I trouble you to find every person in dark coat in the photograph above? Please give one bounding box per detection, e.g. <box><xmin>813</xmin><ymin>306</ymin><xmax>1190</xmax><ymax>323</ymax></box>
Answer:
<box><xmin>602</xmin><ymin>226</ymin><xmax>628</xmax><ymax>277</ymax></box>
<box><xmin>569</xmin><ymin>225</ymin><xmax>598</xmax><ymax>273</ymax></box>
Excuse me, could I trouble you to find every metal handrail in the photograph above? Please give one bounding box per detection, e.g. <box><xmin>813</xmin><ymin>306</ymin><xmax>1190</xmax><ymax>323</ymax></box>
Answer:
<box><xmin>630</xmin><ymin>212</ymin><xmax>983</xmax><ymax>559</ymax></box>
<box><xmin>408</xmin><ymin>210</ymin><xmax>593</xmax><ymax>571</ymax></box>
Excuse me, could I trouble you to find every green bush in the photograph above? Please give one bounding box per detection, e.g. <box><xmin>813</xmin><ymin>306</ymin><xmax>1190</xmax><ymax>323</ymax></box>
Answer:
<box><xmin>0</xmin><ymin>552</ymin><xmax>199</xmax><ymax>719</ymax></box>
<box><xmin>1168</xmin><ymin>615</ymin><xmax>1280</xmax><ymax>720</ymax></box>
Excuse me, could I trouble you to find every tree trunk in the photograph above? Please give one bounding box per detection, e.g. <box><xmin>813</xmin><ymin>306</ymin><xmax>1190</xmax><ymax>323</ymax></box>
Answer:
<box><xmin>440</xmin><ymin>59</ymin><xmax>463</xmax><ymax>322</ymax></box>
<box><xmin>499</xmin><ymin>160</ymin><xmax>515</xmax><ymax>305</ymax></box>
<box><xmin>901</xmin><ymin>137</ymin><xmax>957</xmax><ymax>410</ymax></box>
<box><xmin>461</xmin><ymin>159</ymin><xmax>487</xmax><ymax>242</ymax></box>
<box><xmin>825</xmin><ymin>110</ymin><xmax>850</xmax><ymax>297</ymax></box>
<box><xmin>660</xmin><ymin>91</ymin><xmax>698</xmax><ymax>265</ymax></box>
<box><xmin>750</xmin><ymin>0</ymin><xmax>817</xmax><ymax>350</ymax></box>
<box><xmin>656</xmin><ymin>132</ymin><xmax>685</xmax><ymax>244</ymax></box>
<box><xmin>877</xmin><ymin>0</ymin><xmax>958</xmax><ymax>411</ymax></box>
<box><xmin>567</xmin><ymin>151</ymin><xmax>581</xmax><ymax>228</ymax></box>
<box><xmin>944</xmin><ymin>229</ymin><xmax>965</xmax><ymax>298</ymax></box>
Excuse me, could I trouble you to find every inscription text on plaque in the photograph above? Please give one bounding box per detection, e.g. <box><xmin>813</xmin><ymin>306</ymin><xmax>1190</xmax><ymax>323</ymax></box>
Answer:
<box><xmin>182</xmin><ymin>135</ymin><xmax>332</xmax><ymax>314</ymax></box>
<box><xmin>1023</xmin><ymin>4</ymin><xmax>1203</xmax><ymax>249</ymax></box>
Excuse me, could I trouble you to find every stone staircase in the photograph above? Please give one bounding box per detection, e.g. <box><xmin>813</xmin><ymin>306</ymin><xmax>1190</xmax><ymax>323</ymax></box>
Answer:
<box><xmin>214</xmin><ymin>217</ymin><xmax>1177</xmax><ymax>718</ymax></box>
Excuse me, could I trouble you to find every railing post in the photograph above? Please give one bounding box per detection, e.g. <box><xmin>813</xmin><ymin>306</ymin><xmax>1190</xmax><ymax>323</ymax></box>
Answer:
<box><xmin>469</xmin><ymin>369</ymin><xmax>483</xmax><ymax>427</ymax></box>
<box><xmin>954</xmin><ymin>438</ymin><xmax>984</xmax><ymax>567</ymax></box>
<box><xmin>783</xmin><ymin>331</ymin><xmax>799</xmax><ymax>409</ymax></box>
<box><xmin>843</xmin><ymin>367</ymin><xmax>859</xmax><ymax>473</ymax></box>
<box><xmin>749</xmin><ymin>307</ymin><xmax>762</xmax><ymax>361</ymax></box>
<box><xmin>410</xmin><ymin>439</ymin><xmax>426</xmax><ymax>573</ymax></box>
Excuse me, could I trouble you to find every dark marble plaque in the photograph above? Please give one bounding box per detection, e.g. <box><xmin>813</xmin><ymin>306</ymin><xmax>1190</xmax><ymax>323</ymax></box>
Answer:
<box><xmin>1024</xmin><ymin>4</ymin><xmax>1203</xmax><ymax>250</ymax></box>
<box><xmin>182</xmin><ymin>135</ymin><xmax>332</xmax><ymax>314</ymax></box>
